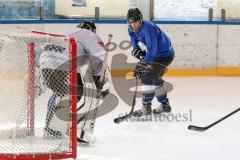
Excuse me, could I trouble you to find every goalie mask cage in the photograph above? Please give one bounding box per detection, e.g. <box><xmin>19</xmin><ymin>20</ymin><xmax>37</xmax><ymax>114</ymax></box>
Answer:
<box><xmin>0</xmin><ymin>31</ymin><xmax>77</xmax><ymax>160</ymax></box>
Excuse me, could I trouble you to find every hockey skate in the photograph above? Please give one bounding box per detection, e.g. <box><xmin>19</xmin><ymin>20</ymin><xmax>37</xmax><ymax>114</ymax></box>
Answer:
<box><xmin>77</xmin><ymin>130</ymin><xmax>90</xmax><ymax>144</ymax></box>
<box><xmin>153</xmin><ymin>98</ymin><xmax>171</xmax><ymax>115</ymax></box>
<box><xmin>133</xmin><ymin>104</ymin><xmax>152</xmax><ymax>118</ymax></box>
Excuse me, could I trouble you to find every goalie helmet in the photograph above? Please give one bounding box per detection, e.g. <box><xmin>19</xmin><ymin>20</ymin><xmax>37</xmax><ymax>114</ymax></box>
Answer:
<box><xmin>77</xmin><ymin>21</ymin><xmax>96</xmax><ymax>33</ymax></box>
<box><xmin>127</xmin><ymin>8</ymin><xmax>143</xmax><ymax>23</ymax></box>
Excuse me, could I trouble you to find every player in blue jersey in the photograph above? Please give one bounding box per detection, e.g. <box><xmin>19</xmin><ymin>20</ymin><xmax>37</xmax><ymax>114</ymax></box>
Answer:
<box><xmin>127</xmin><ymin>8</ymin><xmax>175</xmax><ymax>117</ymax></box>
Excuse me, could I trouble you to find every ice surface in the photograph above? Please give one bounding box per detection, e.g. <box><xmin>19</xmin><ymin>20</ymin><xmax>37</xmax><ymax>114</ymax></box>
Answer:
<box><xmin>76</xmin><ymin>77</ymin><xmax>240</xmax><ymax>160</ymax></box>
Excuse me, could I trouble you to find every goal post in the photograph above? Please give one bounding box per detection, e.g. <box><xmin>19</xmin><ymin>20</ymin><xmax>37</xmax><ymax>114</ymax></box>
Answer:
<box><xmin>0</xmin><ymin>31</ymin><xmax>77</xmax><ymax>160</ymax></box>
<box><xmin>28</xmin><ymin>42</ymin><xmax>35</xmax><ymax>137</ymax></box>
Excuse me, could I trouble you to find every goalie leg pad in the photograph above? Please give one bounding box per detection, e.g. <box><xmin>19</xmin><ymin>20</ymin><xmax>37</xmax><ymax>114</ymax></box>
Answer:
<box><xmin>45</xmin><ymin>95</ymin><xmax>56</xmax><ymax>127</ymax></box>
<box><xmin>45</xmin><ymin>95</ymin><xmax>70</xmax><ymax>138</ymax></box>
<box><xmin>77</xmin><ymin>129</ymin><xmax>94</xmax><ymax>144</ymax></box>
<box><xmin>77</xmin><ymin>73</ymin><xmax>84</xmax><ymax>102</ymax></box>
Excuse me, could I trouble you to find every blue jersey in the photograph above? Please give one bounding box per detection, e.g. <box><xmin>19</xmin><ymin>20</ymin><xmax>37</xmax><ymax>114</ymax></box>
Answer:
<box><xmin>128</xmin><ymin>20</ymin><xmax>174</xmax><ymax>62</ymax></box>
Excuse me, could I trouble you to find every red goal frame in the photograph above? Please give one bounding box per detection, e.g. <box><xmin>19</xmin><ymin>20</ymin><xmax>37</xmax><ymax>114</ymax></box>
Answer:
<box><xmin>0</xmin><ymin>31</ymin><xmax>77</xmax><ymax>160</ymax></box>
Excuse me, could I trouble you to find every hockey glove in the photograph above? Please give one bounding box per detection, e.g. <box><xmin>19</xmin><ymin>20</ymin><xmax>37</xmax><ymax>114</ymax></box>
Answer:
<box><xmin>131</xmin><ymin>48</ymin><xmax>146</xmax><ymax>60</ymax></box>
<box><xmin>133</xmin><ymin>61</ymin><xmax>150</xmax><ymax>77</ymax></box>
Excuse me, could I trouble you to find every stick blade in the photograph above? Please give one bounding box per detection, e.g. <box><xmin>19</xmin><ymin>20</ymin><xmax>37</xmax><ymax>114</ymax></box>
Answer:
<box><xmin>113</xmin><ymin>114</ymin><xmax>131</xmax><ymax>124</ymax></box>
<box><xmin>113</xmin><ymin>117</ymin><xmax>123</xmax><ymax>124</ymax></box>
<box><xmin>188</xmin><ymin>125</ymin><xmax>207</xmax><ymax>132</ymax></box>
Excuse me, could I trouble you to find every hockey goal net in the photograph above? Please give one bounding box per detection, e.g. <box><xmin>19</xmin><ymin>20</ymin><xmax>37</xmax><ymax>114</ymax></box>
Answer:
<box><xmin>0</xmin><ymin>31</ymin><xmax>77</xmax><ymax>159</ymax></box>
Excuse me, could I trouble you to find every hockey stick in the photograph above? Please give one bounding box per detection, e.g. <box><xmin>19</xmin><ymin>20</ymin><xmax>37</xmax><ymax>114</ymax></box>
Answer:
<box><xmin>100</xmin><ymin>34</ymin><xmax>113</xmax><ymax>82</ymax></box>
<box><xmin>92</xmin><ymin>33</ymin><xmax>113</xmax><ymax>120</ymax></box>
<box><xmin>77</xmin><ymin>34</ymin><xmax>113</xmax><ymax>143</ymax></box>
<box><xmin>188</xmin><ymin>107</ymin><xmax>240</xmax><ymax>132</ymax></box>
<box><xmin>113</xmin><ymin>75</ymin><xmax>139</xmax><ymax>124</ymax></box>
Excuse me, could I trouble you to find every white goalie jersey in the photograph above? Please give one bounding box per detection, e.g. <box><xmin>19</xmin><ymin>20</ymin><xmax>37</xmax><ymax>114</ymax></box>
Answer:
<box><xmin>38</xmin><ymin>28</ymin><xmax>105</xmax><ymax>75</ymax></box>
<box><xmin>66</xmin><ymin>28</ymin><xmax>105</xmax><ymax>75</ymax></box>
<box><xmin>36</xmin><ymin>29</ymin><xmax>107</xmax><ymax>144</ymax></box>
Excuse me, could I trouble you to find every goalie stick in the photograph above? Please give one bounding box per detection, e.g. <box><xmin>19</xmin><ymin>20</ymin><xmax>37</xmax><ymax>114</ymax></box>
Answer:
<box><xmin>188</xmin><ymin>107</ymin><xmax>240</xmax><ymax>132</ymax></box>
<box><xmin>113</xmin><ymin>75</ymin><xmax>139</xmax><ymax>124</ymax></box>
<box><xmin>77</xmin><ymin>34</ymin><xmax>113</xmax><ymax>143</ymax></box>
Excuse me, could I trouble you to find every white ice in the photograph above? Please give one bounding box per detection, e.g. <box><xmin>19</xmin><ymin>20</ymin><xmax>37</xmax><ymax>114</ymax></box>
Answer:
<box><xmin>76</xmin><ymin>77</ymin><xmax>240</xmax><ymax>160</ymax></box>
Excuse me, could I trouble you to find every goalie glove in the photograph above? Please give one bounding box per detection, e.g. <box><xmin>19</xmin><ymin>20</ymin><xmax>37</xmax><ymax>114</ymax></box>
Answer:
<box><xmin>131</xmin><ymin>48</ymin><xmax>146</xmax><ymax>60</ymax></box>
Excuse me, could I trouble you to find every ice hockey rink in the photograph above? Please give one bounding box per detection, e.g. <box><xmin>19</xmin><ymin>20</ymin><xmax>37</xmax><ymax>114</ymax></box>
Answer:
<box><xmin>77</xmin><ymin>76</ymin><xmax>240</xmax><ymax>160</ymax></box>
<box><xmin>1</xmin><ymin>0</ymin><xmax>240</xmax><ymax>159</ymax></box>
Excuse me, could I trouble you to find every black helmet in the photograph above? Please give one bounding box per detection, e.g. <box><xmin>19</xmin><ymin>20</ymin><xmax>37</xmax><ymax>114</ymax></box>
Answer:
<box><xmin>127</xmin><ymin>8</ymin><xmax>143</xmax><ymax>23</ymax></box>
<box><xmin>77</xmin><ymin>21</ymin><xmax>96</xmax><ymax>32</ymax></box>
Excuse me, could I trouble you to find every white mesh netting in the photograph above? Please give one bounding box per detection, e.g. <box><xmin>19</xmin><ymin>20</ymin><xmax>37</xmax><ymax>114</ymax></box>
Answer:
<box><xmin>0</xmin><ymin>32</ymin><xmax>76</xmax><ymax>158</ymax></box>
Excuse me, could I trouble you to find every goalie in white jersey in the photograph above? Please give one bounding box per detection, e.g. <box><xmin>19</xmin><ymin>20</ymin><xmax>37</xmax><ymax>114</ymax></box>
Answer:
<box><xmin>39</xmin><ymin>21</ymin><xmax>108</xmax><ymax>142</ymax></box>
